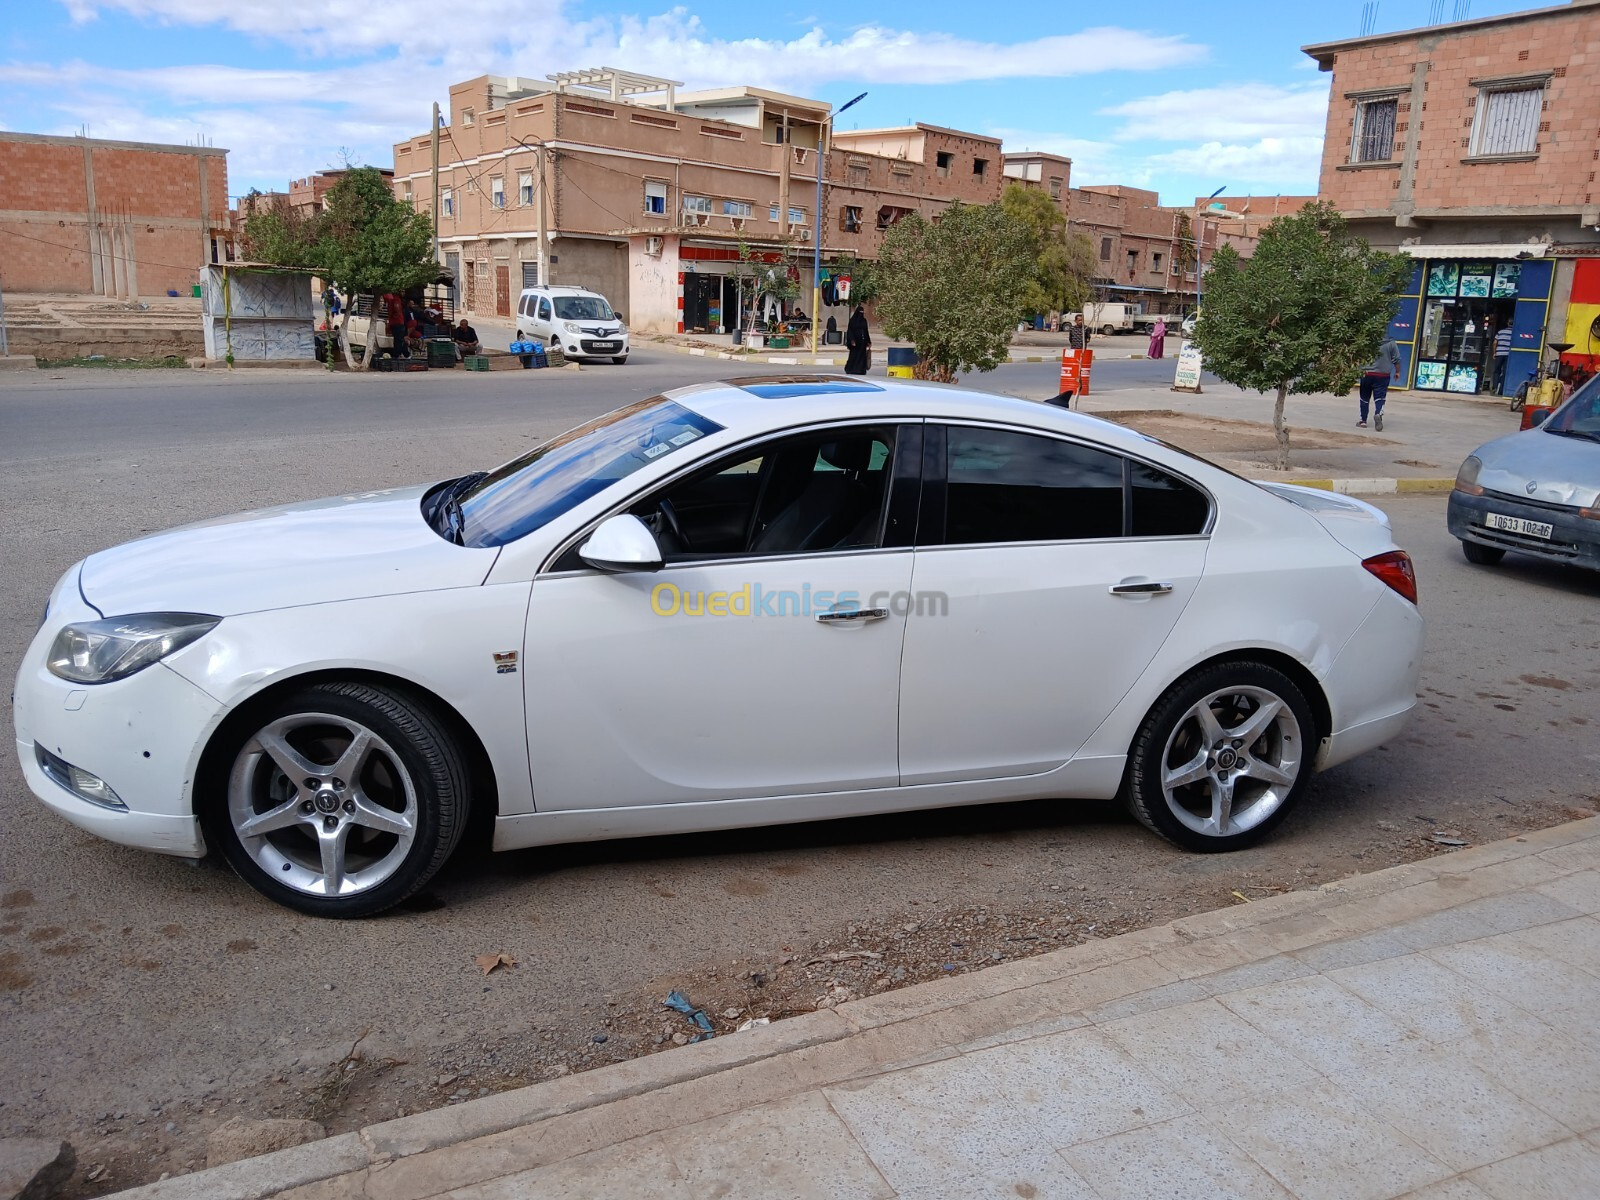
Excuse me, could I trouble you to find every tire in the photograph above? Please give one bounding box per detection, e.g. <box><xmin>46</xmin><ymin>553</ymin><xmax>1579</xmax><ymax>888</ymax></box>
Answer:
<box><xmin>1102</xmin><ymin>325</ymin><xmax>1116</xmax><ymax>337</ymax></box>
<box><xmin>612</xmin><ymin>356</ymin><xmax>628</xmax><ymax>365</ymax></box>
<box><xmin>1462</xmin><ymin>540</ymin><xmax>1506</xmax><ymax>566</ymax></box>
<box><xmin>203</xmin><ymin>681</ymin><xmax>469</xmax><ymax>918</ymax></box>
<box><xmin>1126</xmin><ymin>661</ymin><xmax>1316</xmax><ymax>853</ymax></box>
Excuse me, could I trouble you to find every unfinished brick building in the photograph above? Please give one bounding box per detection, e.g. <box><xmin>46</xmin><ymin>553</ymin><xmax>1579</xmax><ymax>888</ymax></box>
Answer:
<box><xmin>0</xmin><ymin>131</ymin><xmax>230</xmax><ymax>298</ymax></box>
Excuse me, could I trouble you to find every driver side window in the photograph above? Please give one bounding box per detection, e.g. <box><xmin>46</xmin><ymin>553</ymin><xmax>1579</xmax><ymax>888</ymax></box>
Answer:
<box><xmin>633</xmin><ymin>427</ymin><xmax>899</xmax><ymax>560</ymax></box>
<box><xmin>538</xmin><ymin>298</ymin><xmax>552</xmax><ymax>321</ymax></box>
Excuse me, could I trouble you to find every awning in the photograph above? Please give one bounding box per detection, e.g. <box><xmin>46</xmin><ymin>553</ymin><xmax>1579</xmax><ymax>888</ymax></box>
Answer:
<box><xmin>1396</xmin><ymin>243</ymin><xmax>1547</xmax><ymax>259</ymax></box>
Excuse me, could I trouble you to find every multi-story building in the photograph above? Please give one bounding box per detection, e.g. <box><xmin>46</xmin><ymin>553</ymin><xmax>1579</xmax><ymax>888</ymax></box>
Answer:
<box><xmin>1068</xmin><ymin>185</ymin><xmax>1218</xmax><ymax>314</ymax></box>
<box><xmin>1193</xmin><ymin>195</ymin><xmax>1316</xmax><ymax>243</ymax></box>
<box><xmin>288</xmin><ymin>168</ymin><xmax>394</xmax><ymax>217</ymax></box>
<box><xmin>0</xmin><ymin>130</ymin><xmax>230</xmax><ymax>297</ymax></box>
<box><xmin>1304</xmin><ymin>0</ymin><xmax>1600</xmax><ymax>395</ymax></box>
<box><xmin>1000</xmin><ymin>150</ymin><xmax>1074</xmax><ymax>223</ymax></box>
<box><xmin>390</xmin><ymin>69</ymin><xmax>1015</xmax><ymax>334</ymax></box>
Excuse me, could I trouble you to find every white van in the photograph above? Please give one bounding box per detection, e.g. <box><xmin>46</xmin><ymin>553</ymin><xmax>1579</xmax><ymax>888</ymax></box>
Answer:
<box><xmin>516</xmin><ymin>285</ymin><xmax>629</xmax><ymax>364</ymax></box>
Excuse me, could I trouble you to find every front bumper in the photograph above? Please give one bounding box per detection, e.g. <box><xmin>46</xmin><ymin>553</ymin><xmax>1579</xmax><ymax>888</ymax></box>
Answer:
<box><xmin>1447</xmin><ymin>488</ymin><xmax>1600</xmax><ymax>571</ymax></box>
<box><xmin>563</xmin><ymin>336</ymin><xmax>628</xmax><ymax>359</ymax></box>
<box><xmin>14</xmin><ymin>597</ymin><xmax>218</xmax><ymax>858</ymax></box>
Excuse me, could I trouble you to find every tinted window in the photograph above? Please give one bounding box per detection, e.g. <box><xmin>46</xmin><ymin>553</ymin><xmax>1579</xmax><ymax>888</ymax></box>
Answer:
<box><xmin>455</xmin><ymin>398</ymin><xmax>722</xmax><ymax>548</ymax></box>
<box><xmin>944</xmin><ymin>428</ymin><xmax>1123</xmax><ymax>544</ymax></box>
<box><xmin>1130</xmin><ymin>461</ymin><xmax>1210</xmax><ymax>536</ymax></box>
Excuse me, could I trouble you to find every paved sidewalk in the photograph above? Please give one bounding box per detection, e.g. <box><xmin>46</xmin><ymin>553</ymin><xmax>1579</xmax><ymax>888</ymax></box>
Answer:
<box><xmin>115</xmin><ymin>818</ymin><xmax>1600</xmax><ymax>1200</ymax></box>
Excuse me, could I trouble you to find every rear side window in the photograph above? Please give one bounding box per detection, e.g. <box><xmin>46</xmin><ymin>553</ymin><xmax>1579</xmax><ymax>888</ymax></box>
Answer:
<box><xmin>1130</xmin><ymin>461</ymin><xmax>1210</xmax><ymax>536</ymax></box>
<box><xmin>945</xmin><ymin>427</ymin><xmax>1123</xmax><ymax>543</ymax></box>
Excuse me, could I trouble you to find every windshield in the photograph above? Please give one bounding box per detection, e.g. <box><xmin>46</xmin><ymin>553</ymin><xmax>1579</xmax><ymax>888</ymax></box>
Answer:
<box><xmin>452</xmin><ymin>398</ymin><xmax>722</xmax><ymax>547</ymax></box>
<box><xmin>553</xmin><ymin>295</ymin><xmax>615</xmax><ymax>321</ymax></box>
<box><xmin>1543</xmin><ymin>374</ymin><xmax>1600</xmax><ymax>441</ymax></box>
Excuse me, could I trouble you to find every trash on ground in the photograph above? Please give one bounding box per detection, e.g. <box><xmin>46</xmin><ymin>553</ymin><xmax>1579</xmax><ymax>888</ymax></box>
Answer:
<box><xmin>662</xmin><ymin>990</ymin><xmax>715</xmax><ymax>1041</ymax></box>
<box><xmin>736</xmin><ymin>1017</ymin><xmax>771</xmax><ymax>1033</ymax></box>
<box><xmin>807</xmin><ymin>949</ymin><xmax>883</xmax><ymax>965</ymax></box>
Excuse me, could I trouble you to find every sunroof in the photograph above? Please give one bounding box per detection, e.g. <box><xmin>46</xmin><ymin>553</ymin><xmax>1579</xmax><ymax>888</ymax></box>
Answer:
<box><xmin>737</xmin><ymin>376</ymin><xmax>886</xmax><ymax>399</ymax></box>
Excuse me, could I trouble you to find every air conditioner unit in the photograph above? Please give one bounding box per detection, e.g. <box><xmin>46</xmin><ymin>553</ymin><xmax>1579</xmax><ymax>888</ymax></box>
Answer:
<box><xmin>645</xmin><ymin>236</ymin><xmax>664</xmax><ymax>257</ymax></box>
<box><xmin>797</xmin><ymin>227</ymin><xmax>812</xmax><ymax>241</ymax></box>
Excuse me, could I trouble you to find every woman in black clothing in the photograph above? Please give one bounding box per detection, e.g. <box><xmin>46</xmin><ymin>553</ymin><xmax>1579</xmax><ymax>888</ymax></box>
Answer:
<box><xmin>844</xmin><ymin>305</ymin><xmax>871</xmax><ymax>375</ymax></box>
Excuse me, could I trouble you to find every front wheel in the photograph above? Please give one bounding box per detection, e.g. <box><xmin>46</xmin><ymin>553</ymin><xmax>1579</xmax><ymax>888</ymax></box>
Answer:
<box><xmin>204</xmin><ymin>681</ymin><xmax>468</xmax><ymax>917</ymax></box>
<box><xmin>612</xmin><ymin>356</ymin><xmax>628</xmax><ymax>365</ymax></box>
<box><xmin>1126</xmin><ymin>662</ymin><xmax>1316</xmax><ymax>852</ymax></box>
<box><xmin>1462</xmin><ymin>540</ymin><xmax>1506</xmax><ymax>566</ymax></box>
<box><xmin>1102</xmin><ymin>325</ymin><xmax>1116</xmax><ymax>337</ymax></box>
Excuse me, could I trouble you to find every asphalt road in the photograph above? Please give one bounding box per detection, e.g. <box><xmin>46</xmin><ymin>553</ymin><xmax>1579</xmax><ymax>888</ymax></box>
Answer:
<box><xmin>2</xmin><ymin>354</ymin><xmax>1597</xmax><ymax>1190</ymax></box>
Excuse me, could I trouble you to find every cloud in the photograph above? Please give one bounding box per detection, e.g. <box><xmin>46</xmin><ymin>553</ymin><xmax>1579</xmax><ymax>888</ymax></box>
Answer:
<box><xmin>1100</xmin><ymin>81</ymin><xmax>1330</xmax><ymax>143</ymax></box>
<box><xmin>1145</xmin><ymin>137</ymin><xmax>1326</xmax><ymax>188</ymax></box>
<box><xmin>983</xmin><ymin>129</ymin><xmax>1139</xmax><ymax>188</ymax></box>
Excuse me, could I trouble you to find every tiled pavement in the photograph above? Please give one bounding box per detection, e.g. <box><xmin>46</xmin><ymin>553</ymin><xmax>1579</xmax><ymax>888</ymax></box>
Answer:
<box><xmin>117</xmin><ymin>819</ymin><xmax>1600</xmax><ymax>1200</ymax></box>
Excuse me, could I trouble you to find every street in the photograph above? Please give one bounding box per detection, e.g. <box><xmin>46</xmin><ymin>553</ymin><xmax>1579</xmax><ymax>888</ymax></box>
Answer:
<box><xmin>2</xmin><ymin>356</ymin><xmax>1598</xmax><ymax>1194</ymax></box>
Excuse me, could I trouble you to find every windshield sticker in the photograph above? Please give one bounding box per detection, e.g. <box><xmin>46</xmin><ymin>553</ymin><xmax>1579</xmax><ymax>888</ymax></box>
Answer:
<box><xmin>642</xmin><ymin>442</ymin><xmax>672</xmax><ymax>459</ymax></box>
<box><xmin>670</xmin><ymin>429</ymin><xmax>702</xmax><ymax>446</ymax></box>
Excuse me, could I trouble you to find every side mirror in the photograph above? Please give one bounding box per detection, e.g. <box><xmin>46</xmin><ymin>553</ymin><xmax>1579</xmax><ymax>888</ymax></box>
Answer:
<box><xmin>1529</xmin><ymin>408</ymin><xmax>1551</xmax><ymax>426</ymax></box>
<box><xmin>579</xmin><ymin>514</ymin><xmax>663</xmax><ymax>573</ymax></box>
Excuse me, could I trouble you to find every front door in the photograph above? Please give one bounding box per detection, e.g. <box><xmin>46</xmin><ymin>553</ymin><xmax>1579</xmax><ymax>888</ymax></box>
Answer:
<box><xmin>898</xmin><ymin>424</ymin><xmax>1209</xmax><ymax>784</ymax></box>
<box><xmin>494</xmin><ymin>265</ymin><xmax>511</xmax><ymax>317</ymax></box>
<box><xmin>524</xmin><ymin>423</ymin><xmax>918</xmax><ymax>811</ymax></box>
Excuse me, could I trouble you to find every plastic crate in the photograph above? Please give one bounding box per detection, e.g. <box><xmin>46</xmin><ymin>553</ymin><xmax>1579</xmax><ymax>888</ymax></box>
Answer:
<box><xmin>463</xmin><ymin>355</ymin><xmax>491</xmax><ymax>372</ymax></box>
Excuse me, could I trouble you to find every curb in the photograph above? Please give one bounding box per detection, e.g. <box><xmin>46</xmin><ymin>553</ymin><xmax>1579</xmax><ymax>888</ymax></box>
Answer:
<box><xmin>1289</xmin><ymin>477</ymin><xmax>1455</xmax><ymax>496</ymax></box>
<box><xmin>649</xmin><ymin>339</ymin><xmax>845</xmax><ymax>368</ymax></box>
<box><xmin>104</xmin><ymin>816</ymin><xmax>1600</xmax><ymax>1200</ymax></box>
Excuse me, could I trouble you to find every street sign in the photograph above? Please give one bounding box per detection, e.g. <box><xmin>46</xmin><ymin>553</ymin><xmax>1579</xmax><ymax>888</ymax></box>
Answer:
<box><xmin>1173</xmin><ymin>340</ymin><xmax>1204</xmax><ymax>392</ymax></box>
<box><xmin>837</xmin><ymin>274</ymin><xmax>851</xmax><ymax>301</ymax></box>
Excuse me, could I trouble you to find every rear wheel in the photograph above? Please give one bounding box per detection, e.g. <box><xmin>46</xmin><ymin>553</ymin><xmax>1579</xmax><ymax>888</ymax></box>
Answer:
<box><xmin>1102</xmin><ymin>324</ymin><xmax>1116</xmax><ymax>337</ymax></box>
<box><xmin>1462</xmin><ymin>540</ymin><xmax>1506</xmax><ymax>566</ymax></box>
<box><xmin>1127</xmin><ymin>662</ymin><xmax>1316</xmax><ymax>852</ymax></box>
<box><xmin>204</xmin><ymin>681</ymin><xmax>468</xmax><ymax>917</ymax></box>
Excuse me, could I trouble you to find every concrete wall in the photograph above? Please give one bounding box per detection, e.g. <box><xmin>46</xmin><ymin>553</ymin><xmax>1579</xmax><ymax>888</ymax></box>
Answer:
<box><xmin>0</xmin><ymin>132</ymin><xmax>228</xmax><ymax>297</ymax></box>
<box><xmin>553</xmin><ymin>237</ymin><xmax>630</xmax><ymax>316</ymax></box>
<box><xmin>7</xmin><ymin>326</ymin><xmax>204</xmax><ymax>359</ymax></box>
<box><xmin>628</xmin><ymin>235</ymin><xmax>681</xmax><ymax>333</ymax></box>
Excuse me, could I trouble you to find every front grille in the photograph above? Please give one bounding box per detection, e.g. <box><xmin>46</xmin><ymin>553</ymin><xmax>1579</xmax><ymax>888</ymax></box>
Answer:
<box><xmin>1480</xmin><ymin>487</ymin><xmax>1580</xmax><ymax>515</ymax></box>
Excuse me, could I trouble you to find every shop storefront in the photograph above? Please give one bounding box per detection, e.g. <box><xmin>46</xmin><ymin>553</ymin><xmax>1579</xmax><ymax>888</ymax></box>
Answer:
<box><xmin>1387</xmin><ymin>253</ymin><xmax>1552</xmax><ymax>396</ymax></box>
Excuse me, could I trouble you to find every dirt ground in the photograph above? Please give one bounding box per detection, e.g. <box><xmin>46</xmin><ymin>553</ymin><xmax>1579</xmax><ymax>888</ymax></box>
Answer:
<box><xmin>1103</xmin><ymin>409</ymin><xmax>1388</xmax><ymax>455</ymax></box>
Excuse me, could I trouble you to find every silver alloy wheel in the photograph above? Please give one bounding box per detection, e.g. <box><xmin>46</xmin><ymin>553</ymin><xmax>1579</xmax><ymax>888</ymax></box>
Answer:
<box><xmin>227</xmin><ymin>712</ymin><xmax>419</xmax><ymax>898</ymax></box>
<box><xmin>1159</xmin><ymin>685</ymin><xmax>1303</xmax><ymax>838</ymax></box>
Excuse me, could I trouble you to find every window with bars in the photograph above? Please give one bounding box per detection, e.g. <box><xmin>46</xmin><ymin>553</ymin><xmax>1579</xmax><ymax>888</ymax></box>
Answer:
<box><xmin>1471</xmin><ymin>85</ymin><xmax>1543</xmax><ymax>157</ymax></box>
<box><xmin>1351</xmin><ymin>96</ymin><xmax>1398</xmax><ymax>163</ymax></box>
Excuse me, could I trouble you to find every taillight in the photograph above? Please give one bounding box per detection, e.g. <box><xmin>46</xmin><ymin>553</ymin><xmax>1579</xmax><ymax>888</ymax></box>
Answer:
<box><xmin>1363</xmin><ymin>550</ymin><xmax>1418</xmax><ymax>604</ymax></box>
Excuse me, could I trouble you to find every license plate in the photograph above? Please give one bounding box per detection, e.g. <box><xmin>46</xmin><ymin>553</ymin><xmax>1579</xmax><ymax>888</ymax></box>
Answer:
<box><xmin>590</xmin><ymin>342</ymin><xmax>615</xmax><ymax>351</ymax></box>
<box><xmin>1485</xmin><ymin>512</ymin><xmax>1553</xmax><ymax>539</ymax></box>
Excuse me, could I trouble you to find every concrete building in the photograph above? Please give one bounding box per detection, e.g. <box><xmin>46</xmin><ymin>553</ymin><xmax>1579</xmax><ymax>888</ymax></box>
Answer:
<box><xmin>1193</xmin><ymin>194</ymin><xmax>1317</xmax><ymax>243</ymax></box>
<box><xmin>0</xmin><ymin>131</ymin><xmax>230</xmax><ymax>297</ymax></box>
<box><xmin>1304</xmin><ymin>0</ymin><xmax>1600</xmax><ymax>395</ymax></box>
<box><xmin>391</xmin><ymin>70</ymin><xmax>1014</xmax><ymax>334</ymax></box>
<box><xmin>1068</xmin><ymin>185</ymin><xmax>1218</xmax><ymax>314</ymax></box>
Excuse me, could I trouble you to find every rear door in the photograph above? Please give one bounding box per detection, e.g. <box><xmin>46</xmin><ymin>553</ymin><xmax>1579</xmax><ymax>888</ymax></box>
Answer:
<box><xmin>897</xmin><ymin>423</ymin><xmax>1211</xmax><ymax>784</ymax></box>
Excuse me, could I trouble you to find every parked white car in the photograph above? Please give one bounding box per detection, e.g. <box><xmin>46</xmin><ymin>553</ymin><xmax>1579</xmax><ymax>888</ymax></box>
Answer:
<box><xmin>15</xmin><ymin>378</ymin><xmax>1423</xmax><ymax>917</ymax></box>
<box><xmin>516</xmin><ymin>285</ymin><xmax>628</xmax><ymax>363</ymax></box>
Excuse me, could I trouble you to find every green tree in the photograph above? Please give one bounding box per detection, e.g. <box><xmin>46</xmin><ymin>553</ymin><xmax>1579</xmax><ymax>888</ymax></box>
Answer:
<box><xmin>1173</xmin><ymin>212</ymin><xmax>1197</xmax><ymax>278</ymax></box>
<box><xmin>1000</xmin><ymin>183</ymin><xmax>1095</xmax><ymax>318</ymax></box>
<box><xmin>314</xmin><ymin>167</ymin><xmax>436</xmax><ymax>368</ymax></box>
<box><xmin>239</xmin><ymin>190</ymin><xmax>319</xmax><ymax>266</ymax></box>
<box><xmin>1190</xmin><ymin>201</ymin><xmax>1411</xmax><ymax>469</ymax></box>
<box><xmin>875</xmin><ymin>202</ymin><xmax>1035</xmax><ymax>382</ymax></box>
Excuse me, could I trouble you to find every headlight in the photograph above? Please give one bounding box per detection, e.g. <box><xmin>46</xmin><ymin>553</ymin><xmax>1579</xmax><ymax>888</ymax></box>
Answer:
<box><xmin>48</xmin><ymin>612</ymin><xmax>220</xmax><ymax>684</ymax></box>
<box><xmin>563</xmin><ymin>321</ymin><xmax>582</xmax><ymax>333</ymax></box>
<box><xmin>1455</xmin><ymin>455</ymin><xmax>1483</xmax><ymax>496</ymax></box>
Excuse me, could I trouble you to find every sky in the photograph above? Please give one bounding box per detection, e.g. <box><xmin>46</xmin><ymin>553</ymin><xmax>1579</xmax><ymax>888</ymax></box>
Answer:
<box><xmin>0</xmin><ymin>0</ymin><xmax>1543</xmax><ymax>208</ymax></box>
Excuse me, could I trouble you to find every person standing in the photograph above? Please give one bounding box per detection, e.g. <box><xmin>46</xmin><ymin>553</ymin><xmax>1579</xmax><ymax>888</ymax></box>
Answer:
<box><xmin>1492</xmin><ymin>322</ymin><xmax>1512</xmax><ymax>395</ymax></box>
<box><xmin>1147</xmin><ymin>318</ymin><xmax>1167</xmax><ymax>360</ymax></box>
<box><xmin>1065</xmin><ymin>313</ymin><xmax>1091</xmax><ymax>351</ymax></box>
<box><xmin>844</xmin><ymin>305</ymin><xmax>871</xmax><ymax>375</ymax></box>
<box><xmin>1359</xmin><ymin>337</ymin><xmax>1401</xmax><ymax>431</ymax></box>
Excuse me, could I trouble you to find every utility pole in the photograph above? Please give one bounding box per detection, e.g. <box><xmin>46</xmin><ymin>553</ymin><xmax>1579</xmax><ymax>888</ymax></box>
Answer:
<box><xmin>810</xmin><ymin>92</ymin><xmax>866</xmax><ymax>357</ymax></box>
<box><xmin>537</xmin><ymin>141</ymin><xmax>550</xmax><ymax>287</ymax></box>
<box><xmin>430</xmin><ymin>102</ymin><xmax>441</xmax><ymax>265</ymax></box>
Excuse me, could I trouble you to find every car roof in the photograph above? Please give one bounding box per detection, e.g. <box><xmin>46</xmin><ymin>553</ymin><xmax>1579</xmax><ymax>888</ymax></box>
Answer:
<box><xmin>522</xmin><ymin>285</ymin><xmax>605</xmax><ymax>296</ymax></box>
<box><xmin>663</xmin><ymin>375</ymin><xmax>1202</xmax><ymax>465</ymax></box>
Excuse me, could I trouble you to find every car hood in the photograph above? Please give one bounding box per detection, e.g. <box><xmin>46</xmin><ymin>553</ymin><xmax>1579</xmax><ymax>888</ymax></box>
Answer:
<box><xmin>1255</xmin><ymin>482</ymin><xmax>1397</xmax><ymax>560</ymax></box>
<box><xmin>79</xmin><ymin>485</ymin><xmax>499</xmax><ymax>617</ymax></box>
<box><xmin>1470</xmin><ymin>428</ymin><xmax>1600</xmax><ymax>509</ymax></box>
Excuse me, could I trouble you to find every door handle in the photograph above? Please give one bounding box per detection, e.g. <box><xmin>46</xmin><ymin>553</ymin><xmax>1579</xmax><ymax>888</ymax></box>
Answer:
<box><xmin>1109</xmin><ymin>581</ymin><xmax>1173</xmax><ymax>596</ymax></box>
<box><xmin>816</xmin><ymin>607</ymin><xmax>889</xmax><ymax>624</ymax></box>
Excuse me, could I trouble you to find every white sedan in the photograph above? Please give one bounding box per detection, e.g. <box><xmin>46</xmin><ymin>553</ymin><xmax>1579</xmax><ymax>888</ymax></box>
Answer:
<box><xmin>14</xmin><ymin>378</ymin><xmax>1424</xmax><ymax>917</ymax></box>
